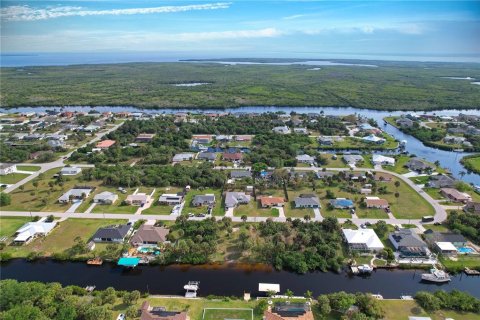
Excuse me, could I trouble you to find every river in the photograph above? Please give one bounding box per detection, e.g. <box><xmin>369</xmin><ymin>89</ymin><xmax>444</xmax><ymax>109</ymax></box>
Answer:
<box><xmin>1</xmin><ymin>105</ymin><xmax>479</xmax><ymax>184</ymax></box>
<box><xmin>1</xmin><ymin>259</ymin><xmax>480</xmax><ymax>298</ymax></box>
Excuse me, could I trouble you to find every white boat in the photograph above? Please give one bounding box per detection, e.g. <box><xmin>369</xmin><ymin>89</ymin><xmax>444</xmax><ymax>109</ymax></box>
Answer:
<box><xmin>421</xmin><ymin>268</ymin><xmax>451</xmax><ymax>283</ymax></box>
<box><xmin>357</xmin><ymin>264</ymin><xmax>374</xmax><ymax>274</ymax></box>
<box><xmin>184</xmin><ymin>281</ymin><xmax>200</xmax><ymax>298</ymax></box>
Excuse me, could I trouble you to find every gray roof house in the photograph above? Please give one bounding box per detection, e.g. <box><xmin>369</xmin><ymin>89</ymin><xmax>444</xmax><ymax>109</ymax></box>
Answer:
<box><xmin>93</xmin><ymin>191</ymin><xmax>118</xmax><ymax>204</ymax></box>
<box><xmin>294</xmin><ymin>194</ymin><xmax>321</xmax><ymax>208</ymax></box>
<box><xmin>130</xmin><ymin>224</ymin><xmax>169</xmax><ymax>246</ymax></box>
<box><xmin>192</xmin><ymin>194</ymin><xmax>216</xmax><ymax>206</ymax></box>
<box><xmin>197</xmin><ymin>152</ymin><xmax>217</xmax><ymax>161</ymax></box>
<box><xmin>405</xmin><ymin>158</ymin><xmax>434</xmax><ymax>172</ymax></box>
<box><xmin>296</xmin><ymin>154</ymin><xmax>315</xmax><ymax>164</ymax></box>
<box><xmin>343</xmin><ymin>155</ymin><xmax>364</xmax><ymax>165</ymax></box>
<box><xmin>389</xmin><ymin>229</ymin><xmax>429</xmax><ymax>258</ymax></box>
<box><xmin>272</xmin><ymin>126</ymin><xmax>290</xmax><ymax>134</ymax></box>
<box><xmin>424</xmin><ymin>230</ymin><xmax>467</xmax><ymax>248</ymax></box>
<box><xmin>58</xmin><ymin>187</ymin><xmax>93</xmax><ymax>203</ymax></box>
<box><xmin>427</xmin><ymin>175</ymin><xmax>456</xmax><ymax>188</ymax></box>
<box><xmin>92</xmin><ymin>224</ymin><xmax>132</xmax><ymax>243</ymax></box>
<box><xmin>316</xmin><ymin>171</ymin><xmax>335</xmax><ymax>179</ymax></box>
<box><xmin>60</xmin><ymin>166</ymin><xmax>82</xmax><ymax>175</ymax></box>
<box><xmin>230</xmin><ymin>170</ymin><xmax>252</xmax><ymax>179</ymax></box>
<box><xmin>225</xmin><ymin>192</ymin><xmax>251</xmax><ymax>209</ymax></box>
<box><xmin>396</xmin><ymin>118</ymin><xmax>414</xmax><ymax>127</ymax></box>
<box><xmin>172</xmin><ymin>153</ymin><xmax>195</xmax><ymax>162</ymax></box>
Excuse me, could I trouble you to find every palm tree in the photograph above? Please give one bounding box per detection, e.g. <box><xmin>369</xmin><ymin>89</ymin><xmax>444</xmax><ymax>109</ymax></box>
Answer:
<box><xmin>285</xmin><ymin>289</ymin><xmax>294</xmax><ymax>299</ymax></box>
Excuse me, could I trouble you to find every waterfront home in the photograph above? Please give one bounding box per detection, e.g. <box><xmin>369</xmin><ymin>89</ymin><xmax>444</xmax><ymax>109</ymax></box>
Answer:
<box><xmin>464</xmin><ymin>201</ymin><xmax>480</xmax><ymax>214</ymax></box>
<box><xmin>158</xmin><ymin>193</ymin><xmax>184</xmax><ymax>205</ymax></box>
<box><xmin>330</xmin><ymin>198</ymin><xmax>354</xmax><ymax>209</ymax></box>
<box><xmin>125</xmin><ymin>193</ymin><xmax>151</xmax><ymax>206</ymax></box>
<box><xmin>364</xmin><ymin>197</ymin><xmax>389</xmax><ymax>209</ymax></box>
<box><xmin>362</xmin><ymin>134</ymin><xmax>386</xmax><ymax>144</ymax></box>
<box><xmin>58</xmin><ymin>187</ymin><xmax>93</xmax><ymax>203</ymax></box>
<box><xmin>230</xmin><ymin>170</ymin><xmax>252</xmax><ymax>179</ymax></box>
<box><xmin>192</xmin><ymin>194</ymin><xmax>216</xmax><ymax>206</ymax></box>
<box><xmin>374</xmin><ymin>172</ymin><xmax>393</xmax><ymax>182</ymax></box>
<box><xmin>294</xmin><ymin>194</ymin><xmax>321</xmax><ymax>208</ymax></box>
<box><xmin>0</xmin><ymin>163</ymin><xmax>17</xmax><ymax>175</ymax></box>
<box><xmin>196</xmin><ymin>152</ymin><xmax>216</xmax><ymax>162</ymax></box>
<box><xmin>296</xmin><ymin>154</ymin><xmax>315</xmax><ymax>164</ymax></box>
<box><xmin>424</xmin><ymin>230</ymin><xmax>467</xmax><ymax>256</ymax></box>
<box><xmin>427</xmin><ymin>175</ymin><xmax>456</xmax><ymax>189</ymax></box>
<box><xmin>272</xmin><ymin>126</ymin><xmax>291</xmax><ymax>134</ymax></box>
<box><xmin>130</xmin><ymin>224</ymin><xmax>169</xmax><ymax>246</ymax></box>
<box><xmin>96</xmin><ymin>139</ymin><xmax>116</xmax><ymax>149</ymax></box>
<box><xmin>342</xmin><ymin>229</ymin><xmax>384</xmax><ymax>253</ymax></box>
<box><xmin>444</xmin><ymin>135</ymin><xmax>466</xmax><ymax>145</ymax></box>
<box><xmin>343</xmin><ymin>155</ymin><xmax>364</xmax><ymax>166</ymax></box>
<box><xmin>140</xmin><ymin>302</ymin><xmax>189</xmax><ymax>320</ymax></box>
<box><xmin>264</xmin><ymin>303</ymin><xmax>314</xmax><ymax>320</ymax></box>
<box><xmin>396</xmin><ymin>118</ymin><xmax>414</xmax><ymax>128</ymax></box>
<box><xmin>318</xmin><ymin>136</ymin><xmax>334</xmax><ymax>145</ymax></box>
<box><xmin>225</xmin><ymin>192</ymin><xmax>251</xmax><ymax>209</ymax></box>
<box><xmin>92</xmin><ymin>224</ymin><xmax>132</xmax><ymax>243</ymax></box>
<box><xmin>440</xmin><ymin>188</ymin><xmax>472</xmax><ymax>203</ymax></box>
<box><xmin>259</xmin><ymin>196</ymin><xmax>285</xmax><ymax>208</ymax></box>
<box><xmin>13</xmin><ymin>218</ymin><xmax>57</xmax><ymax>245</ymax></box>
<box><xmin>372</xmin><ymin>154</ymin><xmax>395</xmax><ymax>166</ymax></box>
<box><xmin>172</xmin><ymin>153</ymin><xmax>195</xmax><ymax>163</ymax></box>
<box><xmin>293</xmin><ymin>127</ymin><xmax>308</xmax><ymax>134</ymax></box>
<box><xmin>93</xmin><ymin>191</ymin><xmax>118</xmax><ymax>205</ymax></box>
<box><xmin>222</xmin><ymin>152</ymin><xmax>243</xmax><ymax>162</ymax></box>
<box><xmin>135</xmin><ymin>133</ymin><xmax>155</xmax><ymax>142</ymax></box>
<box><xmin>60</xmin><ymin>166</ymin><xmax>82</xmax><ymax>176</ymax></box>
<box><xmin>389</xmin><ymin>229</ymin><xmax>429</xmax><ymax>258</ymax></box>
<box><xmin>405</xmin><ymin>158</ymin><xmax>434</xmax><ymax>173</ymax></box>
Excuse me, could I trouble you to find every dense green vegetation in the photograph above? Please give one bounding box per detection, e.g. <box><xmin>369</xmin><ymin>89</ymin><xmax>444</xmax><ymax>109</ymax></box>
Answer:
<box><xmin>415</xmin><ymin>290</ymin><xmax>480</xmax><ymax>314</ymax></box>
<box><xmin>446</xmin><ymin>211</ymin><xmax>480</xmax><ymax>244</ymax></box>
<box><xmin>461</xmin><ymin>154</ymin><xmax>480</xmax><ymax>174</ymax></box>
<box><xmin>2</xmin><ymin>61</ymin><xmax>480</xmax><ymax>110</ymax></box>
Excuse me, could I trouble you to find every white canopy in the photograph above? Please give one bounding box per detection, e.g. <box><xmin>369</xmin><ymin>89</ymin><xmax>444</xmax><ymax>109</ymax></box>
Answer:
<box><xmin>258</xmin><ymin>283</ymin><xmax>280</xmax><ymax>293</ymax></box>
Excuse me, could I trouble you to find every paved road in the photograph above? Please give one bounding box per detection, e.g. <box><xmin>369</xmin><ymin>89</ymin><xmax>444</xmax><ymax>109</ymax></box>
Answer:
<box><xmin>3</xmin><ymin>122</ymin><xmax>124</xmax><ymax>194</ymax></box>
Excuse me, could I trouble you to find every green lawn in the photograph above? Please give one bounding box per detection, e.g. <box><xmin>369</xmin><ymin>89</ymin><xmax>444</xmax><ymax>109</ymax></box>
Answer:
<box><xmin>16</xmin><ymin>165</ymin><xmax>41</xmax><ymax>172</ymax></box>
<box><xmin>183</xmin><ymin>188</ymin><xmax>224</xmax><ymax>216</ymax></box>
<box><xmin>91</xmin><ymin>187</ymin><xmax>138</xmax><ymax>214</ymax></box>
<box><xmin>203</xmin><ymin>308</ymin><xmax>253</xmax><ymax>320</ymax></box>
<box><xmin>1</xmin><ymin>218</ymin><xmax>126</xmax><ymax>258</ymax></box>
<box><xmin>356</xmin><ymin>208</ymin><xmax>389</xmax><ymax>219</ymax></box>
<box><xmin>440</xmin><ymin>255</ymin><xmax>480</xmax><ymax>272</ymax></box>
<box><xmin>0</xmin><ymin>173</ymin><xmax>30</xmax><ymax>184</ymax></box>
<box><xmin>285</xmin><ymin>188</ymin><xmax>314</xmax><ymax>218</ymax></box>
<box><xmin>142</xmin><ymin>192</ymin><xmax>174</xmax><ymax>216</ymax></box>
<box><xmin>317</xmin><ymin>154</ymin><xmax>348</xmax><ymax>168</ymax></box>
<box><xmin>423</xmin><ymin>187</ymin><xmax>444</xmax><ymax>200</ymax></box>
<box><xmin>462</xmin><ymin>154</ymin><xmax>480</xmax><ymax>174</ymax></box>
<box><xmin>234</xmin><ymin>200</ymin><xmax>279</xmax><ymax>217</ymax></box>
<box><xmin>379</xmin><ymin>299</ymin><xmax>480</xmax><ymax>320</ymax></box>
<box><xmin>0</xmin><ymin>217</ymin><xmax>34</xmax><ymax>238</ymax></box>
<box><xmin>409</xmin><ymin>176</ymin><xmax>430</xmax><ymax>185</ymax></box>
<box><xmin>383</xmin><ymin>155</ymin><xmax>411</xmax><ymax>174</ymax></box>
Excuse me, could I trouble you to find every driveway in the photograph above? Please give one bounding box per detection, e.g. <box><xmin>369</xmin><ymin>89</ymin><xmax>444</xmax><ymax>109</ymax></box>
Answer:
<box><xmin>225</xmin><ymin>207</ymin><xmax>234</xmax><ymax>217</ymax></box>
<box><xmin>66</xmin><ymin>201</ymin><xmax>83</xmax><ymax>213</ymax></box>
<box><xmin>313</xmin><ymin>208</ymin><xmax>323</xmax><ymax>221</ymax></box>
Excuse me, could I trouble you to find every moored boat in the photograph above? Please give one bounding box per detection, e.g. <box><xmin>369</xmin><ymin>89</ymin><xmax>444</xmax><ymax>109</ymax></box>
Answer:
<box><xmin>421</xmin><ymin>268</ymin><xmax>451</xmax><ymax>283</ymax></box>
<box><xmin>87</xmin><ymin>257</ymin><xmax>103</xmax><ymax>266</ymax></box>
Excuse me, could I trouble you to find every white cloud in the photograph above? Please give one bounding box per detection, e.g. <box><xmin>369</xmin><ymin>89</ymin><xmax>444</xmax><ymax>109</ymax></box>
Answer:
<box><xmin>1</xmin><ymin>3</ymin><xmax>232</xmax><ymax>21</ymax></box>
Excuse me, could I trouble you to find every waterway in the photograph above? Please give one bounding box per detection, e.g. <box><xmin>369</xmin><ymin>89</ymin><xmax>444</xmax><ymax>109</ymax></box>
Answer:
<box><xmin>1</xmin><ymin>105</ymin><xmax>479</xmax><ymax>184</ymax></box>
<box><xmin>1</xmin><ymin>260</ymin><xmax>480</xmax><ymax>298</ymax></box>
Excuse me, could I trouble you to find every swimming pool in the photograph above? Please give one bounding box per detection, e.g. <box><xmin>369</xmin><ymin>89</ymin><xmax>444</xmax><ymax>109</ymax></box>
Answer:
<box><xmin>137</xmin><ymin>246</ymin><xmax>161</xmax><ymax>255</ymax></box>
<box><xmin>457</xmin><ymin>247</ymin><xmax>475</xmax><ymax>254</ymax></box>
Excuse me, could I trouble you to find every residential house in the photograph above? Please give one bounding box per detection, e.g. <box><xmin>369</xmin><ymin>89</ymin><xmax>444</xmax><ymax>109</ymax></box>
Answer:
<box><xmin>316</xmin><ymin>171</ymin><xmax>335</xmax><ymax>179</ymax></box>
<box><xmin>140</xmin><ymin>302</ymin><xmax>189</xmax><ymax>320</ymax></box>
<box><xmin>264</xmin><ymin>303</ymin><xmax>314</xmax><ymax>320</ymax></box>
<box><xmin>234</xmin><ymin>135</ymin><xmax>253</xmax><ymax>142</ymax></box>
<box><xmin>343</xmin><ymin>155</ymin><xmax>364</xmax><ymax>166</ymax></box>
<box><xmin>60</xmin><ymin>166</ymin><xmax>82</xmax><ymax>176</ymax></box>
<box><xmin>158</xmin><ymin>193</ymin><xmax>184</xmax><ymax>205</ymax></box>
<box><xmin>440</xmin><ymin>188</ymin><xmax>472</xmax><ymax>203</ymax></box>
<box><xmin>362</xmin><ymin>134</ymin><xmax>386</xmax><ymax>144</ymax></box>
<box><xmin>215</xmin><ymin>135</ymin><xmax>232</xmax><ymax>142</ymax></box>
<box><xmin>192</xmin><ymin>194</ymin><xmax>216</xmax><ymax>206</ymax></box>
<box><xmin>192</xmin><ymin>135</ymin><xmax>212</xmax><ymax>144</ymax></box>
<box><xmin>259</xmin><ymin>196</ymin><xmax>285</xmax><ymax>208</ymax></box>
<box><xmin>136</xmin><ymin>133</ymin><xmax>155</xmax><ymax>142</ymax></box>
<box><xmin>230</xmin><ymin>170</ymin><xmax>252</xmax><ymax>179</ymax></box>
<box><xmin>197</xmin><ymin>152</ymin><xmax>216</xmax><ymax>162</ymax></box>
<box><xmin>47</xmin><ymin>140</ymin><xmax>65</xmax><ymax>149</ymax></box>
<box><xmin>396</xmin><ymin>118</ymin><xmax>414</xmax><ymax>128</ymax></box>
<box><xmin>389</xmin><ymin>229</ymin><xmax>429</xmax><ymax>258</ymax></box>
<box><xmin>374</xmin><ymin>172</ymin><xmax>393</xmax><ymax>182</ymax></box>
<box><xmin>13</xmin><ymin>218</ymin><xmax>57</xmax><ymax>244</ymax></box>
<box><xmin>424</xmin><ymin>230</ymin><xmax>467</xmax><ymax>256</ymax></box>
<box><xmin>405</xmin><ymin>158</ymin><xmax>434</xmax><ymax>173</ymax></box>
<box><xmin>81</xmin><ymin>124</ymin><xmax>101</xmax><ymax>132</ymax></box>
<box><xmin>372</xmin><ymin>154</ymin><xmax>395</xmax><ymax>166</ymax></box>
<box><xmin>222</xmin><ymin>152</ymin><xmax>243</xmax><ymax>162</ymax></box>
<box><xmin>296</xmin><ymin>154</ymin><xmax>315</xmax><ymax>164</ymax></box>
<box><xmin>330</xmin><ymin>198</ymin><xmax>354</xmax><ymax>209</ymax></box>
<box><xmin>172</xmin><ymin>153</ymin><xmax>195</xmax><ymax>162</ymax></box>
<box><xmin>0</xmin><ymin>163</ymin><xmax>17</xmax><ymax>175</ymax></box>
<box><xmin>427</xmin><ymin>175</ymin><xmax>456</xmax><ymax>189</ymax></box>
<box><xmin>294</xmin><ymin>194</ymin><xmax>321</xmax><ymax>208</ymax></box>
<box><xmin>225</xmin><ymin>192</ymin><xmax>251</xmax><ymax>209</ymax></box>
<box><xmin>342</xmin><ymin>229</ymin><xmax>384</xmax><ymax>252</ymax></box>
<box><xmin>364</xmin><ymin>197</ymin><xmax>389</xmax><ymax>209</ymax></box>
<box><xmin>91</xmin><ymin>224</ymin><xmax>132</xmax><ymax>243</ymax></box>
<box><xmin>464</xmin><ymin>201</ymin><xmax>480</xmax><ymax>214</ymax></box>
<box><xmin>272</xmin><ymin>126</ymin><xmax>291</xmax><ymax>134</ymax></box>
<box><xmin>58</xmin><ymin>187</ymin><xmax>93</xmax><ymax>203</ymax></box>
<box><xmin>96</xmin><ymin>139</ymin><xmax>116</xmax><ymax>149</ymax></box>
<box><xmin>125</xmin><ymin>193</ymin><xmax>151</xmax><ymax>206</ymax></box>
<box><xmin>318</xmin><ymin>137</ymin><xmax>334</xmax><ymax>146</ymax></box>
<box><xmin>130</xmin><ymin>225</ymin><xmax>169</xmax><ymax>246</ymax></box>
<box><xmin>444</xmin><ymin>135</ymin><xmax>466</xmax><ymax>145</ymax></box>
<box><xmin>293</xmin><ymin>127</ymin><xmax>308</xmax><ymax>134</ymax></box>
<box><xmin>93</xmin><ymin>191</ymin><xmax>118</xmax><ymax>205</ymax></box>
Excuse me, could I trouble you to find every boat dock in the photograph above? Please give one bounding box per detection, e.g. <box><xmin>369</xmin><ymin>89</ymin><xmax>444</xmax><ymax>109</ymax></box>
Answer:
<box><xmin>464</xmin><ymin>267</ymin><xmax>480</xmax><ymax>276</ymax></box>
<box><xmin>184</xmin><ymin>281</ymin><xmax>200</xmax><ymax>298</ymax></box>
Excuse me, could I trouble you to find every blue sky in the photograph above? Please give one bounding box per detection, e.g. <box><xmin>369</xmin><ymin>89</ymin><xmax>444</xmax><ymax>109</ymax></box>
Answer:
<box><xmin>1</xmin><ymin>1</ymin><xmax>479</xmax><ymax>60</ymax></box>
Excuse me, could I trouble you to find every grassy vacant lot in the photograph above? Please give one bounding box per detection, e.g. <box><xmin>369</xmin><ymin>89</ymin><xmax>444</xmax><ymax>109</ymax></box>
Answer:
<box><xmin>461</xmin><ymin>154</ymin><xmax>480</xmax><ymax>174</ymax></box>
<box><xmin>16</xmin><ymin>165</ymin><xmax>41</xmax><ymax>171</ymax></box>
<box><xmin>0</xmin><ymin>173</ymin><xmax>30</xmax><ymax>184</ymax></box>
<box><xmin>0</xmin><ymin>217</ymin><xmax>33</xmax><ymax>238</ymax></box>
<box><xmin>318</xmin><ymin>136</ymin><xmax>398</xmax><ymax>151</ymax></box>
<box><xmin>380</xmin><ymin>299</ymin><xmax>480</xmax><ymax>320</ymax></box>
<box><xmin>440</xmin><ymin>255</ymin><xmax>480</xmax><ymax>272</ymax></box>
<box><xmin>183</xmin><ymin>188</ymin><xmax>224</xmax><ymax>216</ymax></box>
<box><xmin>1</xmin><ymin>218</ymin><xmax>126</xmax><ymax>258</ymax></box>
<box><xmin>234</xmin><ymin>201</ymin><xmax>280</xmax><ymax>218</ymax></box>
<box><xmin>203</xmin><ymin>308</ymin><xmax>253</xmax><ymax>320</ymax></box>
<box><xmin>317</xmin><ymin>154</ymin><xmax>348</xmax><ymax>168</ymax></box>
<box><xmin>2</xmin><ymin>61</ymin><xmax>480</xmax><ymax>110</ymax></box>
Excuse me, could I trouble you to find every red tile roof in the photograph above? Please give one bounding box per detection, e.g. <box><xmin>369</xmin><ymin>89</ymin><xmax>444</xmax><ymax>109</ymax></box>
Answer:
<box><xmin>96</xmin><ymin>140</ymin><xmax>116</xmax><ymax>148</ymax></box>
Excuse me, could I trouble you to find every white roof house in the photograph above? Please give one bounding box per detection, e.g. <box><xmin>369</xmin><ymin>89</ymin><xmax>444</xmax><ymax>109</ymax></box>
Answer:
<box><xmin>342</xmin><ymin>229</ymin><xmax>384</xmax><ymax>252</ymax></box>
<box><xmin>0</xmin><ymin>163</ymin><xmax>17</xmax><ymax>175</ymax></box>
<box><xmin>94</xmin><ymin>191</ymin><xmax>118</xmax><ymax>204</ymax></box>
<box><xmin>14</xmin><ymin>219</ymin><xmax>57</xmax><ymax>244</ymax></box>
<box><xmin>372</xmin><ymin>154</ymin><xmax>395</xmax><ymax>166</ymax></box>
<box><xmin>272</xmin><ymin>126</ymin><xmax>291</xmax><ymax>134</ymax></box>
<box><xmin>172</xmin><ymin>153</ymin><xmax>195</xmax><ymax>162</ymax></box>
<box><xmin>296</xmin><ymin>154</ymin><xmax>315</xmax><ymax>163</ymax></box>
<box><xmin>436</xmin><ymin>242</ymin><xmax>457</xmax><ymax>251</ymax></box>
<box><xmin>362</xmin><ymin>135</ymin><xmax>386</xmax><ymax>144</ymax></box>
<box><xmin>60</xmin><ymin>166</ymin><xmax>82</xmax><ymax>175</ymax></box>
<box><xmin>58</xmin><ymin>188</ymin><xmax>92</xmax><ymax>203</ymax></box>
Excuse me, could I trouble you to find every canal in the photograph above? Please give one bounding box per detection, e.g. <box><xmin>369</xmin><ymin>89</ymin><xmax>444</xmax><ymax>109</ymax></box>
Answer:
<box><xmin>1</xmin><ymin>260</ymin><xmax>480</xmax><ymax>298</ymax></box>
<box><xmin>1</xmin><ymin>106</ymin><xmax>479</xmax><ymax>184</ymax></box>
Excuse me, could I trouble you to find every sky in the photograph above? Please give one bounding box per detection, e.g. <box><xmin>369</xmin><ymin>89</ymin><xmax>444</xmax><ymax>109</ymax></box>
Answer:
<box><xmin>1</xmin><ymin>1</ymin><xmax>479</xmax><ymax>60</ymax></box>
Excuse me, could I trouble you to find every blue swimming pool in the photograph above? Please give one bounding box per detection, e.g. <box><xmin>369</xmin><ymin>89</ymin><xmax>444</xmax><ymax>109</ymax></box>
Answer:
<box><xmin>458</xmin><ymin>247</ymin><xmax>475</xmax><ymax>254</ymax></box>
